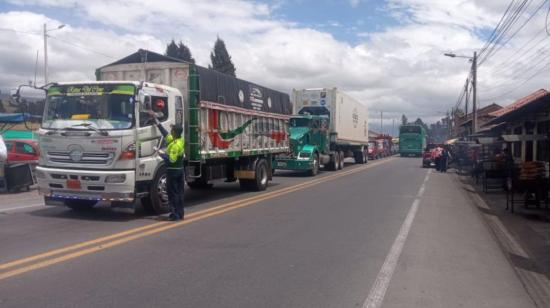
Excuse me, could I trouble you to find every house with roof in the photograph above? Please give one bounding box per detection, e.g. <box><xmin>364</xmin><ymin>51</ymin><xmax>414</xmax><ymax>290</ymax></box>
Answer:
<box><xmin>481</xmin><ymin>89</ymin><xmax>550</xmax><ymax>162</ymax></box>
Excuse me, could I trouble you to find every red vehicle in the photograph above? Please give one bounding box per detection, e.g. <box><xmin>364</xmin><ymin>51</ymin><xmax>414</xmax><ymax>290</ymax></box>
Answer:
<box><xmin>368</xmin><ymin>141</ymin><xmax>380</xmax><ymax>160</ymax></box>
<box><xmin>5</xmin><ymin>139</ymin><xmax>40</xmax><ymax>163</ymax></box>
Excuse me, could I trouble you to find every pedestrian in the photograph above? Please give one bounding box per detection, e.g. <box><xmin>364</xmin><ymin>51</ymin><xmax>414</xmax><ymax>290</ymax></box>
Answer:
<box><xmin>149</xmin><ymin>110</ymin><xmax>185</xmax><ymax>221</ymax></box>
<box><xmin>441</xmin><ymin>148</ymin><xmax>449</xmax><ymax>173</ymax></box>
<box><xmin>434</xmin><ymin>147</ymin><xmax>441</xmax><ymax>171</ymax></box>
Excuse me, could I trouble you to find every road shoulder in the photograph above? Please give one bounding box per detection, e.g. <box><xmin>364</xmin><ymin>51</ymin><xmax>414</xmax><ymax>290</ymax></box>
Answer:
<box><xmin>381</xmin><ymin>170</ymin><xmax>536</xmax><ymax>308</ymax></box>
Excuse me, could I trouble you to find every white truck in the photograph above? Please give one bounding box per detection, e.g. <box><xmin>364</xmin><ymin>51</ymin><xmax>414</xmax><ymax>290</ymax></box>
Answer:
<box><xmin>23</xmin><ymin>49</ymin><xmax>291</xmax><ymax>214</ymax></box>
<box><xmin>274</xmin><ymin>88</ymin><xmax>369</xmax><ymax>174</ymax></box>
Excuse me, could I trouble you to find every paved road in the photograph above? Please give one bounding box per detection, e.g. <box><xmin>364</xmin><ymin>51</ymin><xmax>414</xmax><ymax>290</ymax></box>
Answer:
<box><xmin>0</xmin><ymin>158</ymin><xmax>536</xmax><ymax>307</ymax></box>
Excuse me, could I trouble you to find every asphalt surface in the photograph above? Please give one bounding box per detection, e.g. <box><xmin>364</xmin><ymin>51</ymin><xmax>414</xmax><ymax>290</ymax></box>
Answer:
<box><xmin>0</xmin><ymin>157</ymin><xmax>536</xmax><ymax>307</ymax></box>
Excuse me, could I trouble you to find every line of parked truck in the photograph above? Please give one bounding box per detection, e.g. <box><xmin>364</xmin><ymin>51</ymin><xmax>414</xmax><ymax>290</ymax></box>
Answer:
<box><xmin>13</xmin><ymin>49</ymin><xmax>392</xmax><ymax>214</ymax></box>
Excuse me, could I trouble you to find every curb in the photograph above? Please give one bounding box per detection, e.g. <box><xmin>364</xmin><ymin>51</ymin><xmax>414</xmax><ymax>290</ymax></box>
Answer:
<box><xmin>452</xmin><ymin>174</ymin><xmax>550</xmax><ymax>308</ymax></box>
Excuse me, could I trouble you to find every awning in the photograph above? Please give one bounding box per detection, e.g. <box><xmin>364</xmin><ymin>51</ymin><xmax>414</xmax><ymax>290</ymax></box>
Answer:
<box><xmin>444</xmin><ymin>138</ymin><xmax>458</xmax><ymax>145</ymax></box>
<box><xmin>0</xmin><ymin>113</ymin><xmax>41</xmax><ymax>123</ymax></box>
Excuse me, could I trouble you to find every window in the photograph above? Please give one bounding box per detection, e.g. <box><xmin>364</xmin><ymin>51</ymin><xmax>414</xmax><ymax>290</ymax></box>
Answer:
<box><xmin>4</xmin><ymin>141</ymin><xmax>13</xmax><ymax>151</ymax></box>
<box><xmin>140</xmin><ymin>95</ymin><xmax>169</xmax><ymax>127</ymax></box>
<box><xmin>175</xmin><ymin>96</ymin><xmax>183</xmax><ymax>126</ymax></box>
<box><xmin>16</xmin><ymin>142</ymin><xmax>35</xmax><ymax>154</ymax></box>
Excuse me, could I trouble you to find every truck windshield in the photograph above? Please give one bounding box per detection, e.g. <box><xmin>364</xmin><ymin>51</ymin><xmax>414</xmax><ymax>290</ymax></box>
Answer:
<box><xmin>290</xmin><ymin>118</ymin><xmax>310</xmax><ymax>128</ymax></box>
<box><xmin>42</xmin><ymin>84</ymin><xmax>135</xmax><ymax>130</ymax></box>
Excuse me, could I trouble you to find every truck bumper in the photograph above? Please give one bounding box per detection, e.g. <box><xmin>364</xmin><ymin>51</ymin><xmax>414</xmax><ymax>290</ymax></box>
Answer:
<box><xmin>36</xmin><ymin>166</ymin><xmax>136</xmax><ymax>203</ymax></box>
<box><xmin>274</xmin><ymin>159</ymin><xmax>313</xmax><ymax>170</ymax></box>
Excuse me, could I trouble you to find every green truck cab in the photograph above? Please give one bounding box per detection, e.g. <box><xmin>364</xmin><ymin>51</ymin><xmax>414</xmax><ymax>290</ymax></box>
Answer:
<box><xmin>274</xmin><ymin>115</ymin><xmax>329</xmax><ymax>176</ymax></box>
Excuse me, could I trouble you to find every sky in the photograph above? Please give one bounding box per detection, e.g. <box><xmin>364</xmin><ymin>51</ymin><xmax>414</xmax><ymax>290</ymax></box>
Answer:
<box><xmin>0</xmin><ymin>0</ymin><xmax>548</xmax><ymax>133</ymax></box>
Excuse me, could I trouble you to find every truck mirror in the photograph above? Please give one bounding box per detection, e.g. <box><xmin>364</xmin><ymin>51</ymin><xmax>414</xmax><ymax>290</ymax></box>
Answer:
<box><xmin>12</xmin><ymin>85</ymin><xmax>46</xmax><ymax>105</ymax></box>
<box><xmin>137</xmin><ymin>91</ymin><xmax>152</xmax><ymax>112</ymax></box>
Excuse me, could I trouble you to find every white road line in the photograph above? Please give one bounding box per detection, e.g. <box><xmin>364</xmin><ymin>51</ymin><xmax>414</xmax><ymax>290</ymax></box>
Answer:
<box><xmin>0</xmin><ymin>204</ymin><xmax>44</xmax><ymax>212</ymax></box>
<box><xmin>362</xmin><ymin>169</ymin><xmax>431</xmax><ymax>308</ymax></box>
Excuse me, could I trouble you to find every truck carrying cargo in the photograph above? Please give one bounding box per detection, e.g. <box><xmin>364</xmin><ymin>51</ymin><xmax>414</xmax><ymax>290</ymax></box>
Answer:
<box><xmin>274</xmin><ymin>88</ymin><xmax>369</xmax><ymax>175</ymax></box>
<box><xmin>21</xmin><ymin>49</ymin><xmax>291</xmax><ymax>214</ymax></box>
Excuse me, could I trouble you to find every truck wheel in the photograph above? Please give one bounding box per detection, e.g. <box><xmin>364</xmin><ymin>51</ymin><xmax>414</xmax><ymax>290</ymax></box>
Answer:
<box><xmin>141</xmin><ymin>166</ymin><xmax>170</xmax><ymax>215</ymax></box>
<box><xmin>338</xmin><ymin>151</ymin><xmax>344</xmax><ymax>170</ymax></box>
<box><xmin>354</xmin><ymin>150</ymin><xmax>365</xmax><ymax>164</ymax></box>
<box><xmin>240</xmin><ymin>159</ymin><xmax>268</xmax><ymax>191</ymax></box>
<box><xmin>65</xmin><ymin>199</ymin><xmax>97</xmax><ymax>211</ymax></box>
<box><xmin>308</xmin><ymin>154</ymin><xmax>320</xmax><ymax>176</ymax></box>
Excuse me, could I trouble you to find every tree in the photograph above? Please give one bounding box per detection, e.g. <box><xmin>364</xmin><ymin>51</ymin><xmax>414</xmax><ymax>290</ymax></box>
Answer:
<box><xmin>401</xmin><ymin>114</ymin><xmax>408</xmax><ymax>125</ymax></box>
<box><xmin>210</xmin><ymin>37</ymin><xmax>236</xmax><ymax>76</ymax></box>
<box><xmin>177</xmin><ymin>41</ymin><xmax>195</xmax><ymax>63</ymax></box>
<box><xmin>165</xmin><ymin>39</ymin><xmax>179</xmax><ymax>58</ymax></box>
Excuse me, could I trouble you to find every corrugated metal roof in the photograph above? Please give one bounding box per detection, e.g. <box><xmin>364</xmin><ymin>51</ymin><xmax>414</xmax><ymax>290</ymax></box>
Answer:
<box><xmin>488</xmin><ymin>89</ymin><xmax>548</xmax><ymax>118</ymax></box>
<box><xmin>485</xmin><ymin>89</ymin><xmax>550</xmax><ymax>126</ymax></box>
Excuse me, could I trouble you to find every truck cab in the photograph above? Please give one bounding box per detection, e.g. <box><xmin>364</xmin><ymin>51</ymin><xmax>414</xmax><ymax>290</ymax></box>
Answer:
<box><xmin>274</xmin><ymin>115</ymin><xmax>329</xmax><ymax>176</ymax></box>
<box><xmin>35</xmin><ymin>81</ymin><xmax>182</xmax><ymax>213</ymax></box>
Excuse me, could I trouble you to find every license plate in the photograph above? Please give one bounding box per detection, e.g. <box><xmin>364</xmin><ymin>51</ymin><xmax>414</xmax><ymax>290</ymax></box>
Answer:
<box><xmin>66</xmin><ymin>179</ymin><xmax>81</xmax><ymax>189</ymax></box>
<box><xmin>278</xmin><ymin>162</ymin><xmax>287</xmax><ymax>167</ymax></box>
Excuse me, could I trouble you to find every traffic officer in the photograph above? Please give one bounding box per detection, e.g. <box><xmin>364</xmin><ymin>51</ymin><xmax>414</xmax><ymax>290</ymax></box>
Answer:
<box><xmin>149</xmin><ymin>110</ymin><xmax>185</xmax><ymax>220</ymax></box>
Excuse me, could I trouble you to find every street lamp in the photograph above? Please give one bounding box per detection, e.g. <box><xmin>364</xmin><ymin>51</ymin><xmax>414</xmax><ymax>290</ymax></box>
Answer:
<box><xmin>43</xmin><ymin>23</ymin><xmax>66</xmax><ymax>85</ymax></box>
<box><xmin>444</xmin><ymin>51</ymin><xmax>477</xmax><ymax>134</ymax></box>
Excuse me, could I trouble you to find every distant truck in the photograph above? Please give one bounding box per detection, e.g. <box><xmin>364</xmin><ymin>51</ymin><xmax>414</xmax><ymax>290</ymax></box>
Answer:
<box><xmin>274</xmin><ymin>88</ymin><xmax>368</xmax><ymax>175</ymax></box>
<box><xmin>25</xmin><ymin>49</ymin><xmax>291</xmax><ymax>214</ymax></box>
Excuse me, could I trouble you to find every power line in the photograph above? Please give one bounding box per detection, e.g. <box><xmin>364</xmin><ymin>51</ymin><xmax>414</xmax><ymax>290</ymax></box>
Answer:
<box><xmin>480</xmin><ymin>55</ymin><xmax>550</xmax><ymax>102</ymax></box>
<box><xmin>478</xmin><ymin>0</ymin><xmax>529</xmax><ymax>62</ymax></box>
<box><xmin>479</xmin><ymin>0</ymin><xmax>547</xmax><ymax>66</ymax></box>
<box><xmin>0</xmin><ymin>27</ymin><xmax>116</xmax><ymax>59</ymax></box>
<box><xmin>486</xmin><ymin>27</ymin><xmax>547</xmax><ymax>74</ymax></box>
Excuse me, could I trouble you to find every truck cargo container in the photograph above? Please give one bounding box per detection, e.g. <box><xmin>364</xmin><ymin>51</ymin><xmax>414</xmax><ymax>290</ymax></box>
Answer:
<box><xmin>274</xmin><ymin>88</ymin><xmax>368</xmax><ymax>175</ymax></box>
<box><xmin>27</xmin><ymin>49</ymin><xmax>291</xmax><ymax>214</ymax></box>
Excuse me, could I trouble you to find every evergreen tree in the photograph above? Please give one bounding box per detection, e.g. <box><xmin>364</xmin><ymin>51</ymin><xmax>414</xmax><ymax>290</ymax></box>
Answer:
<box><xmin>177</xmin><ymin>41</ymin><xmax>195</xmax><ymax>63</ymax></box>
<box><xmin>401</xmin><ymin>114</ymin><xmax>408</xmax><ymax>125</ymax></box>
<box><xmin>165</xmin><ymin>39</ymin><xmax>179</xmax><ymax>58</ymax></box>
<box><xmin>210</xmin><ymin>37</ymin><xmax>236</xmax><ymax>76</ymax></box>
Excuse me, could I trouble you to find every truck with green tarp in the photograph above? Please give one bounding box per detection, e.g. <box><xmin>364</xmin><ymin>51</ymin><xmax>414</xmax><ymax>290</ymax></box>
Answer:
<box><xmin>26</xmin><ymin>49</ymin><xmax>291</xmax><ymax>214</ymax></box>
<box><xmin>274</xmin><ymin>88</ymin><xmax>369</xmax><ymax>175</ymax></box>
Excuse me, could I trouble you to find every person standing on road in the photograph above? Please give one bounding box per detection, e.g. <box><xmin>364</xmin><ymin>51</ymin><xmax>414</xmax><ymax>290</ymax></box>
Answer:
<box><xmin>149</xmin><ymin>110</ymin><xmax>185</xmax><ymax>221</ymax></box>
<box><xmin>441</xmin><ymin>148</ymin><xmax>449</xmax><ymax>173</ymax></box>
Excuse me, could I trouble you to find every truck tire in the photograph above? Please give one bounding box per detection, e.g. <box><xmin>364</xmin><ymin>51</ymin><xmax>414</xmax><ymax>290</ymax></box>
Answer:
<box><xmin>338</xmin><ymin>151</ymin><xmax>344</xmax><ymax>170</ymax></box>
<box><xmin>354</xmin><ymin>150</ymin><xmax>365</xmax><ymax>164</ymax></box>
<box><xmin>326</xmin><ymin>154</ymin><xmax>337</xmax><ymax>171</ymax></box>
<box><xmin>65</xmin><ymin>199</ymin><xmax>97</xmax><ymax>211</ymax></box>
<box><xmin>308</xmin><ymin>154</ymin><xmax>320</xmax><ymax>176</ymax></box>
<box><xmin>240</xmin><ymin>159</ymin><xmax>269</xmax><ymax>191</ymax></box>
<box><xmin>141</xmin><ymin>166</ymin><xmax>170</xmax><ymax>215</ymax></box>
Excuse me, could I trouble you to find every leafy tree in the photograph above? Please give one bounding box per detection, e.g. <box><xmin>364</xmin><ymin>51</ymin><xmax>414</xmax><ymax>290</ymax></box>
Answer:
<box><xmin>165</xmin><ymin>39</ymin><xmax>179</xmax><ymax>58</ymax></box>
<box><xmin>210</xmin><ymin>37</ymin><xmax>236</xmax><ymax>76</ymax></box>
<box><xmin>177</xmin><ymin>41</ymin><xmax>195</xmax><ymax>63</ymax></box>
<box><xmin>401</xmin><ymin>114</ymin><xmax>408</xmax><ymax>125</ymax></box>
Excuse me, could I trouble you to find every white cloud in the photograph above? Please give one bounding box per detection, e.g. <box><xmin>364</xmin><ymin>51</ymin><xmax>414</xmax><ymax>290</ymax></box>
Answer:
<box><xmin>1</xmin><ymin>0</ymin><xmax>549</xmax><ymax>124</ymax></box>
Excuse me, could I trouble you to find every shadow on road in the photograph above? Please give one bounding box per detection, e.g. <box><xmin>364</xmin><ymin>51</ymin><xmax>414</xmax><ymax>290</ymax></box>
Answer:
<box><xmin>28</xmin><ymin>181</ymin><xmax>282</xmax><ymax>222</ymax></box>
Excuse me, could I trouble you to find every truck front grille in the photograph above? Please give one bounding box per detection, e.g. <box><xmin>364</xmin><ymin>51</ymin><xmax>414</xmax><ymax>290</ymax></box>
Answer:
<box><xmin>47</xmin><ymin>151</ymin><xmax>114</xmax><ymax>165</ymax></box>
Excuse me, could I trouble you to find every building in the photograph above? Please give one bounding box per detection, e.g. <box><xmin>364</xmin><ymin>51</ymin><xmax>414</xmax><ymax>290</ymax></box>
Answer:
<box><xmin>453</xmin><ymin>103</ymin><xmax>502</xmax><ymax>138</ymax></box>
<box><xmin>483</xmin><ymin>89</ymin><xmax>550</xmax><ymax>162</ymax></box>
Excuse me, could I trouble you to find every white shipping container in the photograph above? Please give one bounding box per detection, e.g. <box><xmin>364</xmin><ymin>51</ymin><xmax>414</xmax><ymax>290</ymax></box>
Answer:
<box><xmin>293</xmin><ymin>88</ymin><xmax>369</xmax><ymax>145</ymax></box>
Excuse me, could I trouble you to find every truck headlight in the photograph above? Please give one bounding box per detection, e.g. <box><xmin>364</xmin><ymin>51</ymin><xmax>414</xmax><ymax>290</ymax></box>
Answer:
<box><xmin>105</xmin><ymin>174</ymin><xmax>126</xmax><ymax>183</ymax></box>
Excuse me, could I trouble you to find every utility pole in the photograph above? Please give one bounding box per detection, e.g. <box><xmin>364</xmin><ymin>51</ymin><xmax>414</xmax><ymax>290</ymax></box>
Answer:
<box><xmin>43</xmin><ymin>23</ymin><xmax>65</xmax><ymax>85</ymax></box>
<box><xmin>43</xmin><ymin>23</ymin><xmax>48</xmax><ymax>85</ymax></box>
<box><xmin>472</xmin><ymin>51</ymin><xmax>477</xmax><ymax>134</ymax></box>
<box><xmin>392</xmin><ymin>118</ymin><xmax>395</xmax><ymax>137</ymax></box>
<box><xmin>380</xmin><ymin>111</ymin><xmax>383</xmax><ymax>134</ymax></box>
<box><xmin>34</xmin><ymin>50</ymin><xmax>39</xmax><ymax>87</ymax></box>
<box><xmin>464</xmin><ymin>78</ymin><xmax>469</xmax><ymax>116</ymax></box>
